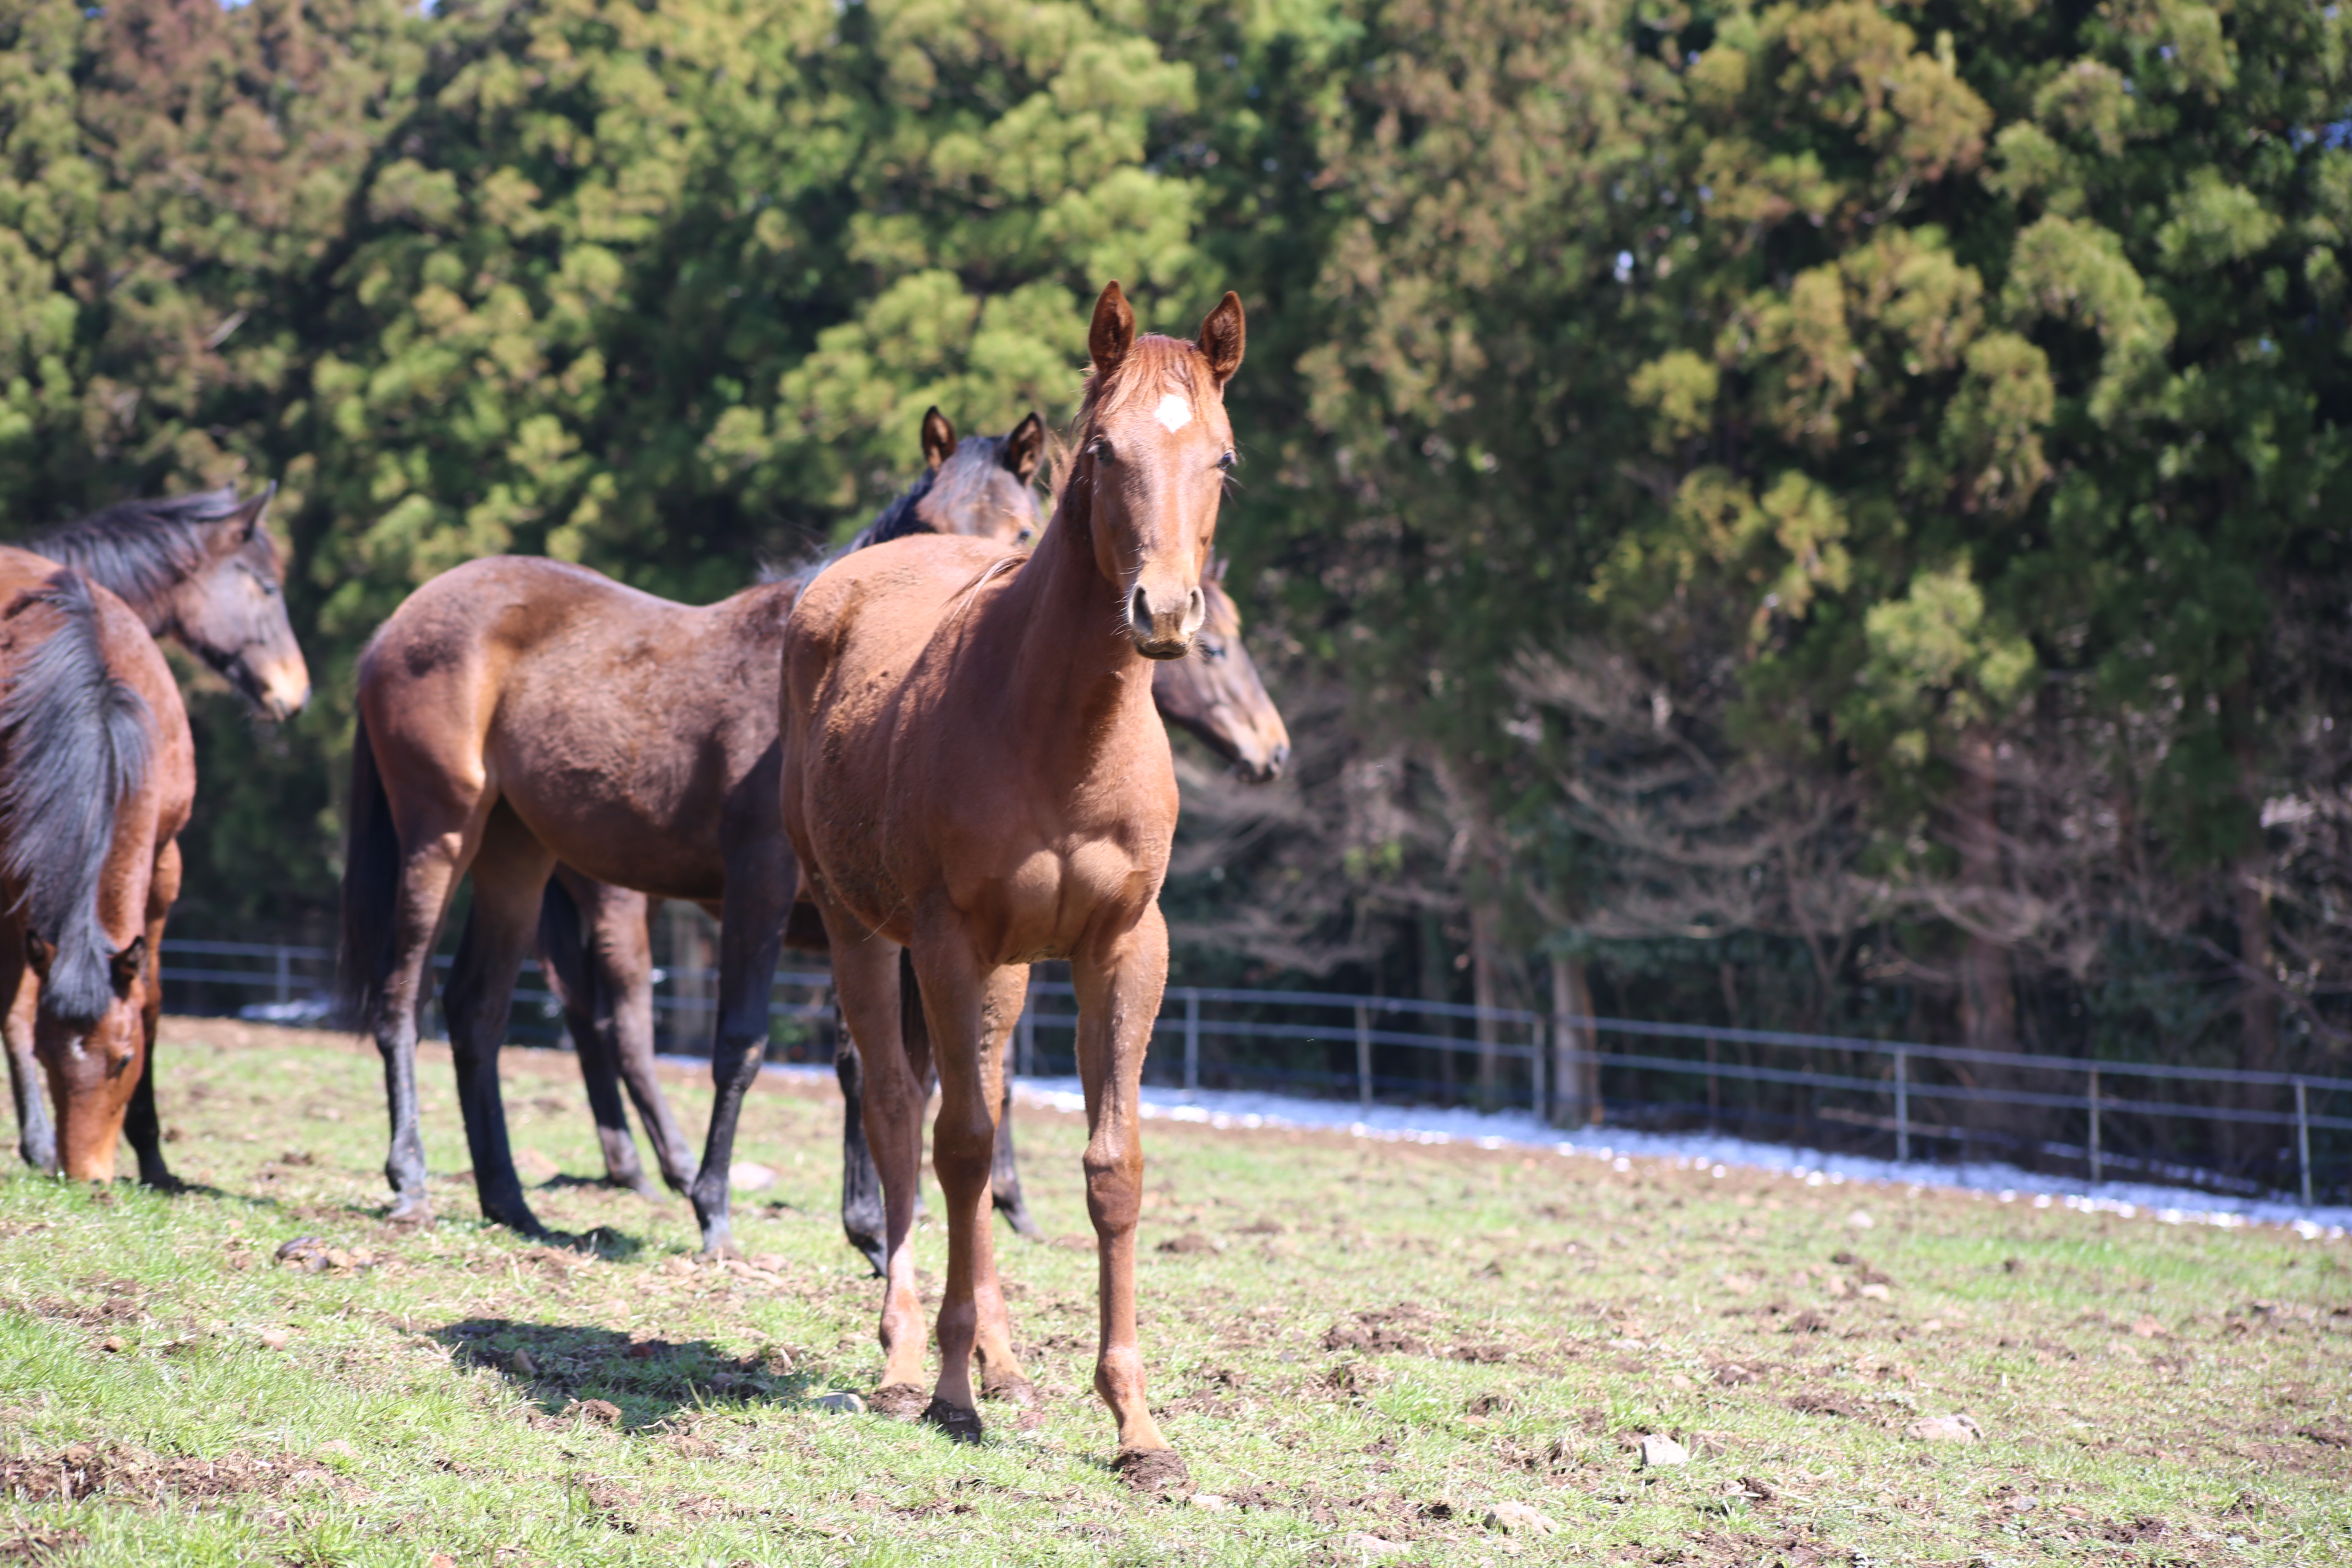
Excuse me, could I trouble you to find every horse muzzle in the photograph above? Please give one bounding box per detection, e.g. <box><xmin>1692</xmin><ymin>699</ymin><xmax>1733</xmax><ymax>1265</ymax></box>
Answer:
<box><xmin>1127</xmin><ymin>582</ymin><xmax>1203</xmax><ymax>661</ymax></box>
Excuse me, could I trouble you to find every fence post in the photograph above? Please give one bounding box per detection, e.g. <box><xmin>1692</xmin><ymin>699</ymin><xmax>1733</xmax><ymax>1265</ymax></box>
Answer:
<box><xmin>1355</xmin><ymin>1004</ymin><xmax>1372</xmax><ymax>1111</ymax></box>
<box><xmin>2297</xmin><ymin>1080</ymin><xmax>2313</xmax><ymax>1209</ymax></box>
<box><xmin>2087</xmin><ymin>1066</ymin><xmax>2101</xmax><ymax>1186</ymax></box>
<box><xmin>1182</xmin><ymin>990</ymin><xmax>1200</xmax><ymax>1096</ymax></box>
<box><xmin>1530</xmin><ymin>1018</ymin><xmax>1546</xmax><ymax>1121</ymax></box>
<box><xmin>1894</xmin><ymin>1047</ymin><xmax>1909</xmax><ymax>1164</ymax></box>
<box><xmin>274</xmin><ymin>944</ymin><xmax>290</xmax><ymax>1006</ymax></box>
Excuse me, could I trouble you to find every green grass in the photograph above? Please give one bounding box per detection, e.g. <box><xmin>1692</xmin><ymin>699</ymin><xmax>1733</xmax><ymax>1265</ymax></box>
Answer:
<box><xmin>2</xmin><ymin>1016</ymin><xmax>2348</xmax><ymax>1566</ymax></box>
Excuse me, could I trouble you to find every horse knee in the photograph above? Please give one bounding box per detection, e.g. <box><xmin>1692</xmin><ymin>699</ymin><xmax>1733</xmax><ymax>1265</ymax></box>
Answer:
<box><xmin>1082</xmin><ymin>1149</ymin><xmax>1141</xmax><ymax>1231</ymax></box>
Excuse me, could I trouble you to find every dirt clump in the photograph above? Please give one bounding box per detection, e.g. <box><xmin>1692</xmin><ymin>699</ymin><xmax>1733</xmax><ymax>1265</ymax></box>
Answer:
<box><xmin>0</xmin><ymin>1444</ymin><xmax>340</xmax><ymax>1507</ymax></box>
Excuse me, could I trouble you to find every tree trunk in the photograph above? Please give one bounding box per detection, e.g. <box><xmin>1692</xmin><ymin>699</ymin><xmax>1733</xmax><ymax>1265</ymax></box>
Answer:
<box><xmin>1551</xmin><ymin>952</ymin><xmax>1599</xmax><ymax>1128</ymax></box>
<box><xmin>1954</xmin><ymin>727</ymin><xmax>2016</xmax><ymax>1054</ymax></box>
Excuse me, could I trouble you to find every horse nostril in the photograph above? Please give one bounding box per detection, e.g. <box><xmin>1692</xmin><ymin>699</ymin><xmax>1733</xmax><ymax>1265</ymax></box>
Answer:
<box><xmin>1186</xmin><ymin>587</ymin><xmax>1205</xmax><ymax>625</ymax></box>
<box><xmin>1129</xmin><ymin>585</ymin><xmax>1151</xmax><ymax>627</ymax></box>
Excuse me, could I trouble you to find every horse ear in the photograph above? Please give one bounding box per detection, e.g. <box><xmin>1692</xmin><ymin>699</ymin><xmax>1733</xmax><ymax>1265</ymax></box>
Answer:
<box><xmin>1002</xmin><ymin>413</ymin><xmax>1045</xmax><ymax>484</ymax></box>
<box><xmin>1089</xmin><ymin>281</ymin><xmax>1134</xmax><ymax>378</ymax></box>
<box><xmin>226</xmin><ymin>481</ymin><xmax>276</xmax><ymax>545</ymax></box>
<box><xmin>1197</xmin><ymin>292</ymin><xmax>1245</xmax><ymax>386</ymax></box>
<box><xmin>920</xmin><ymin>407</ymin><xmax>958</xmax><ymax>471</ymax></box>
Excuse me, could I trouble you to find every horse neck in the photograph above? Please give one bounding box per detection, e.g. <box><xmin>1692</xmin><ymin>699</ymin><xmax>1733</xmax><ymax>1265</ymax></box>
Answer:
<box><xmin>988</xmin><ymin>480</ymin><xmax>1156</xmax><ymax>751</ymax></box>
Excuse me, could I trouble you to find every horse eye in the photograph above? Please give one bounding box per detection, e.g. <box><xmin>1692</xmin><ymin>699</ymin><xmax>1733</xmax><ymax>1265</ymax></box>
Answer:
<box><xmin>1092</xmin><ymin>439</ymin><xmax>1115</xmax><ymax>464</ymax></box>
<box><xmin>1216</xmin><ymin>451</ymin><xmax>1237</xmax><ymax>471</ymax></box>
<box><xmin>1202</xmin><ymin>639</ymin><xmax>1227</xmax><ymax>661</ymax></box>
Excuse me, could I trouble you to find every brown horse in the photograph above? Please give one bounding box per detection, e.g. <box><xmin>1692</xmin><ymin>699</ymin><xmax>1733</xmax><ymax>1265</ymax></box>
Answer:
<box><xmin>5</xmin><ymin>485</ymin><xmax>307</xmax><ymax>1176</ymax></box>
<box><xmin>340</xmin><ymin>413</ymin><xmax>1045</xmax><ymax>1236</ymax></box>
<box><xmin>538</xmin><ymin>568</ymin><xmax>1289</xmax><ymax>1267</ymax></box>
<box><xmin>781</xmin><ymin>281</ymin><xmax>1241</xmax><ymax>1486</ymax></box>
<box><xmin>0</xmin><ymin>554</ymin><xmax>194</xmax><ymax>1183</ymax></box>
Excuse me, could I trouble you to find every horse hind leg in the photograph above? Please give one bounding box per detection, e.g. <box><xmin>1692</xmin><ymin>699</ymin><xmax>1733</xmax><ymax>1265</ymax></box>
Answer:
<box><xmin>686</xmin><ymin>870</ymin><xmax>789</xmax><ymax>1257</ymax></box>
<box><xmin>443</xmin><ymin>806</ymin><xmax>556</xmax><ymax>1235</ymax></box>
<box><xmin>540</xmin><ymin>872</ymin><xmax>650</xmax><ymax>1194</ymax></box>
<box><xmin>991</xmin><ymin>1069</ymin><xmax>1040</xmax><ymax>1238</ymax></box>
<box><xmin>596</xmin><ymin>889</ymin><xmax>697</xmax><ymax>1195</ymax></box>
<box><xmin>835</xmin><ymin>1030</ymin><xmax>888</xmax><ymax>1275</ymax></box>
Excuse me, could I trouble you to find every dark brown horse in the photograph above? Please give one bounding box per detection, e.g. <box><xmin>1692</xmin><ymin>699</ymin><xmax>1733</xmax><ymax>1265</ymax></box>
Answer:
<box><xmin>538</xmin><ymin>568</ymin><xmax>1288</xmax><ymax>1267</ymax></box>
<box><xmin>781</xmin><ymin>281</ymin><xmax>1241</xmax><ymax>1486</ymax></box>
<box><xmin>340</xmin><ymin>414</ymin><xmax>1045</xmax><ymax>1236</ymax></box>
<box><xmin>0</xmin><ymin>553</ymin><xmax>194</xmax><ymax>1183</ymax></box>
<box><xmin>20</xmin><ymin>486</ymin><xmax>310</xmax><ymax>722</ymax></box>
<box><xmin>5</xmin><ymin>485</ymin><xmax>307</xmax><ymax>1176</ymax></box>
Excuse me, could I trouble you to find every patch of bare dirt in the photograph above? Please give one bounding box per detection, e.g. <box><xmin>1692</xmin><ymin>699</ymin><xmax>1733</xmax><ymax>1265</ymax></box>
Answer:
<box><xmin>0</xmin><ymin>1444</ymin><xmax>346</xmax><ymax>1507</ymax></box>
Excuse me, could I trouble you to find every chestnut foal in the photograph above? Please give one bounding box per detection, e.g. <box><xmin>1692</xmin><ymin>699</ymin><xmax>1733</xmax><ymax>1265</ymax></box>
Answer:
<box><xmin>782</xmin><ymin>282</ymin><xmax>1242</xmax><ymax>1490</ymax></box>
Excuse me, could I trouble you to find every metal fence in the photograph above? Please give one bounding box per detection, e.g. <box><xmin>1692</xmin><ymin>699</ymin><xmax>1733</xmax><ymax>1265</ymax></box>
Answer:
<box><xmin>161</xmin><ymin>938</ymin><xmax>2350</xmax><ymax>1208</ymax></box>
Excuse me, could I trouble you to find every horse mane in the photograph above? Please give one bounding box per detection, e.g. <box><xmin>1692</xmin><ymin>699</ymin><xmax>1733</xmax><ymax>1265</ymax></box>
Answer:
<box><xmin>20</xmin><ymin>486</ymin><xmax>252</xmax><ymax>628</ymax></box>
<box><xmin>0</xmin><ymin>569</ymin><xmax>151</xmax><ymax>1027</ymax></box>
<box><xmin>759</xmin><ymin>433</ymin><xmax>1022</xmax><ymax>586</ymax></box>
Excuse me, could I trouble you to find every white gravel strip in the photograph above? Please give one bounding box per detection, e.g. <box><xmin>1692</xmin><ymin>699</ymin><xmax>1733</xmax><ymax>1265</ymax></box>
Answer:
<box><xmin>276</xmin><ymin>997</ymin><xmax>2345</xmax><ymax>1240</ymax></box>
<box><xmin>737</xmin><ymin>1058</ymin><xmax>2350</xmax><ymax>1240</ymax></box>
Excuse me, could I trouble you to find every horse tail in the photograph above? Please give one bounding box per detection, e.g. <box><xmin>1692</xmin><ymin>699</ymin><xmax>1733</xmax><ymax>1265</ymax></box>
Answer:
<box><xmin>336</xmin><ymin>708</ymin><xmax>400</xmax><ymax>1030</ymax></box>
<box><xmin>0</xmin><ymin>569</ymin><xmax>151</xmax><ymax>1029</ymax></box>
<box><xmin>534</xmin><ymin>872</ymin><xmax>598</xmax><ymax>1021</ymax></box>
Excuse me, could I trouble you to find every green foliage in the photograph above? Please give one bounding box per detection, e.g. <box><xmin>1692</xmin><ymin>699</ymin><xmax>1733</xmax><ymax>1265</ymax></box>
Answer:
<box><xmin>2</xmin><ymin>0</ymin><xmax>2349</xmax><ymax>1066</ymax></box>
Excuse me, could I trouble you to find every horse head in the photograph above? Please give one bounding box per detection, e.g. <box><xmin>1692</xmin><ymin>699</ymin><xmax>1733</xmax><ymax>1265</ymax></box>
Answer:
<box><xmin>169</xmin><ymin>485</ymin><xmax>310</xmax><ymax>722</ymax></box>
<box><xmin>1151</xmin><ymin>565</ymin><xmax>1290</xmax><ymax>782</ymax></box>
<box><xmin>1071</xmin><ymin>281</ymin><xmax>1245</xmax><ymax>660</ymax></box>
<box><xmin>911</xmin><ymin>408</ymin><xmax>1047</xmax><ymax>548</ymax></box>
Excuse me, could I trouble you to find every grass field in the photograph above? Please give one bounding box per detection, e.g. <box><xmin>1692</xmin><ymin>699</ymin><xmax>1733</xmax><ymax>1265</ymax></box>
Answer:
<box><xmin>2</xmin><ymin>1017</ymin><xmax>2348</xmax><ymax>1566</ymax></box>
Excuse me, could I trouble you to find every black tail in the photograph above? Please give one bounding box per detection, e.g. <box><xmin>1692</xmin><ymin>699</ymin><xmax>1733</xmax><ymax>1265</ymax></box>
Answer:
<box><xmin>0</xmin><ymin>570</ymin><xmax>151</xmax><ymax>1029</ymax></box>
<box><xmin>535</xmin><ymin>872</ymin><xmax>599</xmax><ymax>1022</ymax></box>
<box><xmin>336</xmin><ymin>709</ymin><xmax>401</xmax><ymax>1031</ymax></box>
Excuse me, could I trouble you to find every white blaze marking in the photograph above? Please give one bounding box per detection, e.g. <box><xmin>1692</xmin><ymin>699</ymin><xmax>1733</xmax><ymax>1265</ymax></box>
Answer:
<box><xmin>1154</xmin><ymin>393</ymin><xmax>1193</xmax><ymax>433</ymax></box>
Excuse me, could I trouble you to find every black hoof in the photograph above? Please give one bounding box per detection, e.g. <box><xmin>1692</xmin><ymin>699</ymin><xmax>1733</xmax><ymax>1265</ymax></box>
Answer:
<box><xmin>996</xmin><ymin>1200</ymin><xmax>1042</xmax><ymax>1240</ymax></box>
<box><xmin>922</xmin><ymin>1397</ymin><xmax>984</xmax><ymax>1444</ymax></box>
<box><xmin>387</xmin><ymin>1196</ymin><xmax>433</xmax><ymax>1229</ymax></box>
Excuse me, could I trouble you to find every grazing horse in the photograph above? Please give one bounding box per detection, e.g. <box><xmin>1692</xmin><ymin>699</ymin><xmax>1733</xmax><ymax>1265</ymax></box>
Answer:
<box><xmin>781</xmin><ymin>281</ymin><xmax>1241</xmax><ymax>1488</ymax></box>
<box><xmin>339</xmin><ymin>412</ymin><xmax>1045</xmax><ymax>1236</ymax></box>
<box><xmin>537</xmin><ymin>569</ymin><xmax>1289</xmax><ymax>1267</ymax></box>
<box><xmin>0</xmin><ymin>555</ymin><xmax>194</xmax><ymax>1183</ymax></box>
<box><xmin>4</xmin><ymin>485</ymin><xmax>307</xmax><ymax>1176</ymax></box>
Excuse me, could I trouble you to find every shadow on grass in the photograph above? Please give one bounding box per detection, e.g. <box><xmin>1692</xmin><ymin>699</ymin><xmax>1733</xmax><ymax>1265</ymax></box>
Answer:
<box><xmin>431</xmin><ymin>1318</ymin><xmax>822</xmax><ymax>1429</ymax></box>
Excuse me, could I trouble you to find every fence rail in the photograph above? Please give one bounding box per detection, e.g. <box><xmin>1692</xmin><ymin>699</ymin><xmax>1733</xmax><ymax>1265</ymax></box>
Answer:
<box><xmin>159</xmin><ymin>938</ymin><xmax>2350</xmax><ymax>1208</ymax></box>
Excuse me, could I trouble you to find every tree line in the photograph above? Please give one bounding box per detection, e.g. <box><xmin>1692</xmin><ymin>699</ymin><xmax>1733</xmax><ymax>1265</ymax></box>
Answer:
<box><xmin>4</xmin><ymin>0</ymin><xmax>2349</xmax><ymax>1131</ymax></box>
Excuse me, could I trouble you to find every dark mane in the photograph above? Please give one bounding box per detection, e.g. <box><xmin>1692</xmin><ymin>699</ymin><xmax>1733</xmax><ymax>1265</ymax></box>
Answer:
<box><xmin>760</xmin><ymin>435</ymin><xmax>1018</xmax><ymax>586</ymax></box>
<box><xmin>0</xmin><ymin>569</ymin><xmax>151</xmax><ymax>1027</ymax></box>
<box><xmin>19</xmin><ymin>485</ymin><xmax>247</xmax><ymax>626</ymax></box>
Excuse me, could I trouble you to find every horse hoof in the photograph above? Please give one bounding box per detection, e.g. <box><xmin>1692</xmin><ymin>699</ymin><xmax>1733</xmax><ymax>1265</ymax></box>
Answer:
<box><xmin>869</xmin><ymin>1383</ymin><xmax>930</xmax><ymax>1421</ymax></box>
<box><xmin>387</xmin><ymin>1200</ymin><xmax>432</xmax><ymax>1230</ymax></box>
<box><xmin>922</xmin><ymin>1397</ymin><xmax>984</xmax><ymax>1445</ymax></box>
<box><xmin>1113</xmin><ymin>1447</ymin><xmax>1193</xmax><ymax>1499</ymax></box>
<box><xmin>980</xmin><ymin>1371</ymin><xmax>1039</xmax><ymax>1408</ymax></box>
<box><xmin>699</xmin><ymin>1240</ymin><xmax>744</xmax><ymax>1263</ymax></box>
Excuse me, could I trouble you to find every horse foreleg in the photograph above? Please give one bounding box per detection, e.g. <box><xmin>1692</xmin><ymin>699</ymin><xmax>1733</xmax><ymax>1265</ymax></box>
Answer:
<box><xmin>688</xmin><ymin>877</ymin><xmax>788</xmax><ymax>1258</ymax></box>
<box><xmin>1073</xmin><ymin>903</ymin><xmax>1185</xmax><ymax>1490</ymax></box>
<box><xmin>443</xmin><ymin>814</ymin><xmax>553</xmax><ymax>1235</ymax></box>
<box><xmin>908</xmin><ymin>938</ymin><xmax>1023</xmax><ymax>1439</ymax></box>
<box><xmin>597</xmin><ymin>889</ymin><xmax>696</xmax><ymax>1195</ymax></box>
<box><xmin>823</xmin><ymin>915</ymin><xmax>928</xmax><ymax>1405</ymax></box>
<box><xmin>1</xmin><ymin>931</ymin><xmax>52</xmax><ymax>1173</ymax></box>
<box><xmin>835</xmin><ymin>1031</ymin><xmax>888</xmax><ymax>1275</ymax></box>
<box><xmin>125</xmin><ymin>856</ymin><xmax>181</xmax><ymax>1190</ymax></box>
